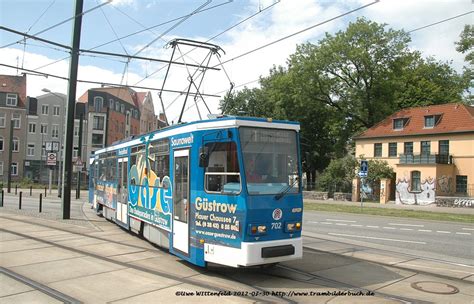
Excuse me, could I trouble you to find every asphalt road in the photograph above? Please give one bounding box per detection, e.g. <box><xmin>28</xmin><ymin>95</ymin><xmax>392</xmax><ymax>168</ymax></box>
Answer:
<box><xmin>303</xmin><ymin>210</ymin><xmax>474</xmax><ymax>263</ymax></box>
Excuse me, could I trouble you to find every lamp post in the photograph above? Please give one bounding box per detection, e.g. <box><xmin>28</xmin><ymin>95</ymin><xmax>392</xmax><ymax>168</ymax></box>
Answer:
<box><xmin>42</xmin><ymin>88</ymin><xmax>66</xmax><ymax>197</ymax></box>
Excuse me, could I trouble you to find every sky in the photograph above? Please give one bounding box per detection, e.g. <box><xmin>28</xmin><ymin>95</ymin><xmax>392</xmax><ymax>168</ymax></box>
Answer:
<box><xmin>0</xmin><ymin>0</ymin><xmax>472</xmax><ymax>123</ymax></box>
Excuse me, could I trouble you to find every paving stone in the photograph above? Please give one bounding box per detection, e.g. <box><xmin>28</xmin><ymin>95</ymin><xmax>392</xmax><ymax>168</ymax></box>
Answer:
<box><xmin>0</xmin><ymin>273</ymin><xmax>34</xmax><ymax>297</ymax></box>
<box><xmin>0</xmin><ymin>290</ymin><xmax>63</xmax><ymax>304</ymax></box>
<box><xmin>0</xmin><ymin>246</ymin><xmax>83</xmax><ymax>267</ymax></box>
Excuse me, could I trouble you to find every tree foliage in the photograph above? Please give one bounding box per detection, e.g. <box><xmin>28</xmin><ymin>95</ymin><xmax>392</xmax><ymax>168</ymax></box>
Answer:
<box><xmin>220</xmin><ymin>18</ymin><xmax>468</xmax><ymax>181</ymax></box>
<box><xmin>456</xmin><ymin>24</ymin><xmax>474</xmax><ymax>65</ymax></box>
<box><xmin>318</xmin><ymin>155</ymin><xmax>358</xmax><ymax>192</ymax></box>
<box><xmin>365</xmin><ymin>159</ymin><xmax>395</xmax><ymax>190</ymax></box>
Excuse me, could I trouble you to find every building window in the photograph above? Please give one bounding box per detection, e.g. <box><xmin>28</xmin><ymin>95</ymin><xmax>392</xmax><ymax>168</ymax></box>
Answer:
<box><xmin>12</xmin><ymin>113</ymin><xmax>21</xmax><ymax>129</ymax></box>
<box><xmin>92</xmin><ymin>134</ymin><xmax>104</xmax><ymax>146</ymax></box>
<box><xmin>0</xmin><ymin>161</ymin><xmax>3</xmax><ymax>175</ymax></box>
<box><xmin>74</xmin><ymin>126</ymin><xmax>79</xmax><ymax>137</ymax></box>
<box><xmin>93</xmin><ymin>116</ymin><xmax>105</xmax><ymax>130</ymax></box>
<box><xmin>421</xmin><ymin>141</ymin><xmax>431</xmax><ymax>155</ymax></box>
<box><xmin>52</xmin><ymin>125</ymin><xmax>59</xmax><ymax>138</ymax></box>
<box><xmin>404</xmin><ymin>142</ymin><xmax>413</xmax><ymax>155</ymax></box>
<box><xmin>73</xmin><ymin>147</ymin><xmax>79</xmax><ymax>158</ymax></box>
<box><xmin>27</xmin><ymin>143</ymin><xmax>35</xmax><ymax>156</ymax></box>
<box><xmin>393</xmin><ymin>118</ymin><xmax>406</xmax><ymax>130</ymax></box>
<box><xmin>424</xmin><ymin>115</ymin><xmax>441</xmax><ymax>128</ymax></box>
<box><xmin>41</xmin><ymin>104</ymin><xmax>49</xmax><ymax>115</ymax></box>
<box><xmin>411</xmin><ymin>171</ymin><xmax>421</xmax><ymax>192</ymax></box>
<box><xmin>121</xmin><ymin>104</ymin><xmax>125</xmax><ymax>114</ymax></box>
<box><xmin>0</xmin><ymin>136</ymin><xmax>3</xmax><ymax>151</ymax></box>
<box><xmin>0</xmin><ymin>113</ymin><xmax>5</xmax><ymax>128</ymax></box>
<box><xmin>374</xmin><ymin>143</ymin><xmax>382</xmax><ymax>157</ymax></box>
<box><xmin>439</xmin><ymin>140</ymin><xmax>449</xmax><ymax>155</ymax></box>
<box><xmin>126</xmin><ymin>111</ymin><xmax>130</xmax><ymax>125</ymax></box>
<box><xmin>109</xmin><ymin>99</ymin><xmax>114</xmax><ymax>109</ymax></box>
<box><xmin>41</xmin><ymin>124</ymin><xmax>48</xmax><ymax>135</ymax></box>
<box><xmin>12</xmin><ymin>137</ymin><xmax>19</xmax><ymax>152</ymax></box>
<box><xmin>456</xmin><ymin>175</ymin><xmax>467</xmax><ymax>194</ymax></box>
<box><xmin>93</xmin><ymin>96</ymin><xmax>103</xmax><ymax>112</ymax></box>
<box><xmin>28</xmin><ymin>122</ymin><xmax>36</xmax><ymax>133</ymax></box>
<box><xmin>6</xmin><ymin>93</ymin><xmax>18</xmax><ymax>106</ymax></box>
<box><xmin>11</xmin><ymin>162</ymin><xmax>18</xmax><ymax>176</ymax></box>
<box><xmin>388</xmin><ymin>142</ymin><xmax>397</xmax><ymax>157</ymax></box>
<box><xmin>115</xmin><ymin>102</ymin><xmax>120</xmax><ymax>112</ymax></box>
<box><xmin>53</xmin><ymin>106</ymin><xmax>60</xmax><ymax>116</ymax></box>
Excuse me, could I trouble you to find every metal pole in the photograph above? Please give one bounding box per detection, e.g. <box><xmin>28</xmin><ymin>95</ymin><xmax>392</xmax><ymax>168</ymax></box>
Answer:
<box><xmin>76</xmin><ymin>113</ymin><xmax>83</xmax><ymax>199</ymax></box>
<box><xmin>62</xmin><ymin>0</ymin><xmax>84</xmax><ymax>220</ymax></box>
<box><xmin>30</xmin><ymin>186</ymin><xmax>32</xmax><ymax>196</ymax></box>
<box><xmin>19</xmin><ymin>191</ymin><xmax>22</xmax><ymax>209</ymax></box>
<box><xmin>7</xmin><ymin>123</ymin><xmax>13</xmax><ymax>193</ymax></box>
<box><xmin>48</xmin><ymin>167</ymin><xmax>52</xmax><ymax>194</ymax></box>
<box><xmin>39</xmin><ymin>193</ymin><xmax>42</xmax><ymax>213</ymax></box>
<box><xmin>15</xmin><ymin>184</ymin><xmax>17</xmax><ymax>195</ymax></box>
<box><xmin>0</xmin><ymin>190</ymin><xmax>3</xmax><ymax>207</ymax></box>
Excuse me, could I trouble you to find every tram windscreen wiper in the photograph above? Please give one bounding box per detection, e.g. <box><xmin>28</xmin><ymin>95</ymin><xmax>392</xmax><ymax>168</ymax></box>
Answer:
<box><xmin>275</xmin><ymin>177</ymin><xmax>299</xmax><ymax>201</ymax></box>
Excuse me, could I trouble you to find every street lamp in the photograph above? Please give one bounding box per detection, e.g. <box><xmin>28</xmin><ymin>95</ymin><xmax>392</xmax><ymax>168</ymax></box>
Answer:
<box><xmin>42</xmin><ymin>88</ymin><xmax>66</xmax><ymax>197</ymax></box>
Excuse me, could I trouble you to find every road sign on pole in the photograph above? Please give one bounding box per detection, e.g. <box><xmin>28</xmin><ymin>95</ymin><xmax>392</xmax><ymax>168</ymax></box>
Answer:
<box><xmin>47</xmin><ymin>152</ymin><xmax>57</xmax><ymax>166</ymax></box>
<box><xmin>73</xmin><ymin>158</ymin><xmax>83</xmax><ymax>172</ymax></box>
<box><xmin>359</xmin><ymin>160</ymin><xmax>368</xmax><ymax>178</ymax></box>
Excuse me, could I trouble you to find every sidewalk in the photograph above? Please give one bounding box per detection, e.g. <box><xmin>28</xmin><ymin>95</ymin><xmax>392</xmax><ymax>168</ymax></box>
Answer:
<box><xmin>304</xmin><ymin>198</ymin><xmax>474</xmax><ymax>215</ymax></box>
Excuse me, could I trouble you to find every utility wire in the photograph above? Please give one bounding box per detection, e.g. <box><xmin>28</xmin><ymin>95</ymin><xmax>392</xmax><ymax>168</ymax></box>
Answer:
<box><xmin>1</xmin><ymin>0</ymin><xmax>112</xmax><ymax>49</ymax></box>
<box><xmin>408</xmin><ymin>10</ymin><xmax>473</xmax><ymax>33</ymax></box>
<box><xmin>26</xmin><ymin>0</ymin><xmax>56</xmax><ymax>33</ymax></box>
<box><xmin>0</xmin><ymin>63</ymin><xmax>221</xmax><ymax>97</ymax></box>
<box><xmin>212</xmin><ymin>0</ymin><xmax>380</xmax><ymax>68</ymax></box>
<box><xmin>132</xmin><ymin>0</ymin><xmax>280</xmax><ymax>86</ymax></box>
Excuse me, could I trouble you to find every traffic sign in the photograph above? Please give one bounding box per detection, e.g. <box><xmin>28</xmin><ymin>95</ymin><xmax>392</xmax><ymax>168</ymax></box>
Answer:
<box><xmin>359</xmin><ymin>160</ymin><xmax>368</xmax><ymax>177</ymax></box>
<box><xmin>47</xmin><ymin>152</ymin><xmax>57</xmax><ymax>166</ymax></box>
<box><xmin>73</xmin><ymin>158</ymin><xmax>83</xmax><ymax>172</ymax></box>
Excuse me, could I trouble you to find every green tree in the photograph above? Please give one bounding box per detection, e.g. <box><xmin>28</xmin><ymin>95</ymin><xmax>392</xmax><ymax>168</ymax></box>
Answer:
<box><xmin>365</xmin><ymin>159</ymin><xmax>395</xmax><ymax>190</ymax></box>
<box><xmin>456</xmin><ymin>24</ymin><xmax>474</xmax><ymax>65</ymax></box>
<box><xmin>318</xmin><ymin>155</ymin><xmax>358</xmax><ymax>192</ymax></box>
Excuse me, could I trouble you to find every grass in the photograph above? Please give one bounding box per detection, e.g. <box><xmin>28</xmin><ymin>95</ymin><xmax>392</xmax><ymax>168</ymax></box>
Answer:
<box><xmin>304</xmin><ymin>201</ymin><xmax>474</xmax><ymax>224</ymax></box>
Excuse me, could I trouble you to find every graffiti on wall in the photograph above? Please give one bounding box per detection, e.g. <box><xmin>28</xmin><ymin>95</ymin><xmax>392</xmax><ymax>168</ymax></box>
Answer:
<box><xmin>437</xmin><ymin>175</ymin><xmax>452</xmax><ymax>194</ymax></box>
<box><xmin>396</xmin><ymin>178</ymin><xmax>436</xmax><ymax>205</ymax></box>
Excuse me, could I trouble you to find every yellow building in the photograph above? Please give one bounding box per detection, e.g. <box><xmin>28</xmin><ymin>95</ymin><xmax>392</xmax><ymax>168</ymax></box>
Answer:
<box><xmin>354</xmin><ymin>103</ymin><xmax>474</xmax><ymax>204</ymax></box>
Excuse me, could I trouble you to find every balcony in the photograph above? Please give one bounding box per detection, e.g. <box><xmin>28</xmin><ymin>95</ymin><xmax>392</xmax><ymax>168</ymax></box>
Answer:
<box><xmin>399</xmin><ymin>154</ymin><xmax>453</xmax><ymax>165</ymax></box>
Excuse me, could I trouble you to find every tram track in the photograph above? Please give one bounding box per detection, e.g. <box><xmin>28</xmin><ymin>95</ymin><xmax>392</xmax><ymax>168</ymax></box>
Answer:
<box><xmin>0</xmin><ymin>266</ymin><xmax>82</xmax><ymax>304</ymax></box>
<box><xmin>0</xmin><ymin>221</ymin><xmax>291</xmax><ymax>303</ymax></box>
<box><xmin>302</xmin><ymin>234</ymin><xmax>474</xmax><ymax>283</ymax></box>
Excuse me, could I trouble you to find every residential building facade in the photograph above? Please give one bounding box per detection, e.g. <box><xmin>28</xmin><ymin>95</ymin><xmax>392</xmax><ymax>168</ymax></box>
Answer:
<box><xmin>354</xmin><ymin>103</ymin><xmax>474</xmax><ymax>204</ymax></box>
<box><xmin>24</xmin><ymin>92</ymin><xmax>87</xmax><ymax>183</ymax></box>
<box><xmin>0</xmin><ymin>74</ymin><xmax>28</xmax><ymax>182</ymax></box>
<box><xmin>78</xmin><ymin>87</ymin><xmax>140</xmax><ymax>168</ymax></box>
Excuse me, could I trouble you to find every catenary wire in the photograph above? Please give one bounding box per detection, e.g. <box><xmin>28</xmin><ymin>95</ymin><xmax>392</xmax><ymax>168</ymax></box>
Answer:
<box><xmin>408</xmin><ymin>10</ymin><xmax>473</xmax><ymax>33</ymax></box>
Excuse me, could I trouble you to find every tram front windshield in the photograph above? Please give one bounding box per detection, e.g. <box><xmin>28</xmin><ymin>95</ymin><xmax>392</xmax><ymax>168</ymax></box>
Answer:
<box><xmin>240</xmin><ymin>127</ymin><xmax>299</xmax><ymax>195</ymax></box>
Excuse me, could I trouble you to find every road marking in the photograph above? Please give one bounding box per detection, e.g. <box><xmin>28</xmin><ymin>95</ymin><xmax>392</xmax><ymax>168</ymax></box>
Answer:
<box><xmin>326</xmin><ymin>219</ymin><xmax>356</xmax><ymax>223</ymax></box>
<box><xmin>418</xmin><ymin>229</ymin><xmax>432</xmax><ymax>232</ymax></box>
<box><xmin>399</xmin><ymin>228</ymin><xmax>413</xmax><ymax>231</ymax></box>
<box><xmin>382</xmin><ymin>227</ymin><xmax>396</xmax><ymax>230</ymax></box>
<box><xmin>307</xmin><ymin>221</ymin><xmax>319</xmax><ymax>224</ymax></box>
<box><xmin>389</xmin><ymin>223</ymin><xmax>424</xmax><ymax>227</ymax></box>
<box><xmin>328</xmin><ymin>233</ymin><xmax>427</xmax><ymax>244</ymax></box>
<box><xmin>335</xmin><ymin>223</ymin><xmax>348</xmax><ymax>226</ymax></box>
<box><xmin>455</xmin><ymin>232</ymin><xmax>471</xmax><ymax>235</ymax></box>
<box><xmin>366</xmin><ymin>225</ymin><xmax>379</xmax><ymax>228</ymax></box>
<box><xmin>436</xmin><ymin>231</ymin><xmax>451</xmax><ymax>234</ymax></box>
<box><xmin>462</xmin><ymin>227</ymin><xmax>474</xmax><ymax>231</ymax></box>
<box><xmin>320</xmin><ymin>222</ymin><xmax>332</xmax><ymax>225</ymax></box>
<box><xmin>350</xmin><ymin>224</ymin><xmax>363</xmax><ymax>227</ymax></box>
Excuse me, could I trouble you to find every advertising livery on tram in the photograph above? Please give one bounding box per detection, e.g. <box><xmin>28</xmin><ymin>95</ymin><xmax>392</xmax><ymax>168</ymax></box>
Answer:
<box><xmin>89</xmin><ymin>116</ymin><xmax>303</xmax><ymax>267</ymax></box>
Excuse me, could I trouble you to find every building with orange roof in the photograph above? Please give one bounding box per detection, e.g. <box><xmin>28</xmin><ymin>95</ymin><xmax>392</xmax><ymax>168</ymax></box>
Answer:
<box><xmin>354</xmin><ymin>103</ymin><xmax>474</xmax><ymax>204</ymax></box>
<box><xmin>136</xmin><ymin>91</ymin><xmax>167</xmax><ymax>134</ymax></box>
<box><xmin>78</xmin><ymin>86</ymin><xmax>140</xmax><ymax>166</ymax></box>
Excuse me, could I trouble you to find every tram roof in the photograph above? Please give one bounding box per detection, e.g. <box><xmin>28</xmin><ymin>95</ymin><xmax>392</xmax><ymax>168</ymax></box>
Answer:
<box><xmin>92</xmin><ymin>116</ymin><xmax>300</xmax><ymax>156</ymax></box>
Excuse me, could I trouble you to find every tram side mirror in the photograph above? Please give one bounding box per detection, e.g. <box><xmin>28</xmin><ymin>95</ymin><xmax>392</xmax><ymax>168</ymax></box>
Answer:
<box><xmin>199</xmin><ymin>146</ymin><xmax>209</xmax><ymax>167</ymax></box>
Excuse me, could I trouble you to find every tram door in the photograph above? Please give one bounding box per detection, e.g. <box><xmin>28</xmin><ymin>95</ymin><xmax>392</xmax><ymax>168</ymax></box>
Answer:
<box><xmin>116</xmin><ymin>158</ymin><xmax>128</xmax><ymax>226</ymax></box>
<box><xmin>173</xmin><ymin>149</ymin><xmax>189</xmax><ymax>255</ymax></box>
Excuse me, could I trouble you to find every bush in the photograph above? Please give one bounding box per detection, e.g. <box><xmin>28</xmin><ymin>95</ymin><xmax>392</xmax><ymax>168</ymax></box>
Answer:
<box><xmin>319</xmin><ymin>155</ymin><xmax>358</xmax><ymax>192</ymax></box>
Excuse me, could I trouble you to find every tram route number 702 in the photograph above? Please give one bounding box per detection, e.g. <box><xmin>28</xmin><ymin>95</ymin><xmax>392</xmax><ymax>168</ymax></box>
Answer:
<box><xmin>271</xmin><ymin>222</ymin><xmax>282</xmax><ymax>229</ymax></box>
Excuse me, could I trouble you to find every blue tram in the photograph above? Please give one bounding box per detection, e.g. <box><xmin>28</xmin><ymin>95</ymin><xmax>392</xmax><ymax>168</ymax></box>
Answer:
<box><xmin>89</xmin><ymin>116</ymin><xmax>303</xmax><ymax>267</ymax></box>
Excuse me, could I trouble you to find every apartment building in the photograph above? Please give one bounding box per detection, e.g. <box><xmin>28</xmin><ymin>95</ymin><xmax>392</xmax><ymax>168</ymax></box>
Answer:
<box><xmin>0</xmin><ymin>74</ymin><xmax>28</xmax><ymax>182</ymax></box>
<box><xmin>354</xmin><ymin>103</ymin><xmax>474</xmax><ymax>204</ymax></box>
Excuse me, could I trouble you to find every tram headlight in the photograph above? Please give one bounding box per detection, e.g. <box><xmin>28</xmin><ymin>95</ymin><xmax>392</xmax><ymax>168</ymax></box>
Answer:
<box><xmin>249</xmin><ymin>224</ymin><xmax>267</xmax><ymax>235</ymax></box>
<box><xmin>285</xmin><ymin>221</ymin><xmax>302</xmax><ymax>232</ymax></box>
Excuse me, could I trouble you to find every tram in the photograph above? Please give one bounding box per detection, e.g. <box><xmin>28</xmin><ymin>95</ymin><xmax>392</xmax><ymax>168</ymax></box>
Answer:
<box><xmin>89</xmin><ymin>116</ymin><xmax>303</xmax><ymax>267</ymax></box>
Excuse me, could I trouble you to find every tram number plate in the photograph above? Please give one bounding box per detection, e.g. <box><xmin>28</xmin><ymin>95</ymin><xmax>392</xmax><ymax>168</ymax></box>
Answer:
<box><xmin>271</xmin><ymin>222</ymin><xmax>282</xmax><ymax>230</ymax></box>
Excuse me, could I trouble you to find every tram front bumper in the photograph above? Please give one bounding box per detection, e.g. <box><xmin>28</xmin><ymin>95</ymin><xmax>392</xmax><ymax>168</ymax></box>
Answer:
<box><xmin>204</xmin><ymin>237</ymin><xmax>302</xmax><ymax>267</ymax></box>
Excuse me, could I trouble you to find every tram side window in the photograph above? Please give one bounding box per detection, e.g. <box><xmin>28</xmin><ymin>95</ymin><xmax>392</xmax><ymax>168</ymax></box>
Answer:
<box><xmin>205</xmin><ymin>142</ymin><xmax>240</xmax><ymax>194</ymax></box>
<box><xmin>99</xmin><ymin>159</ymin><xmax>106</xmax><ymax>180</ymax></box>
<box><xmin>148</xmin><ymin>139</ymin><xmax>170</xmax><ymax>188</ymax></box>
